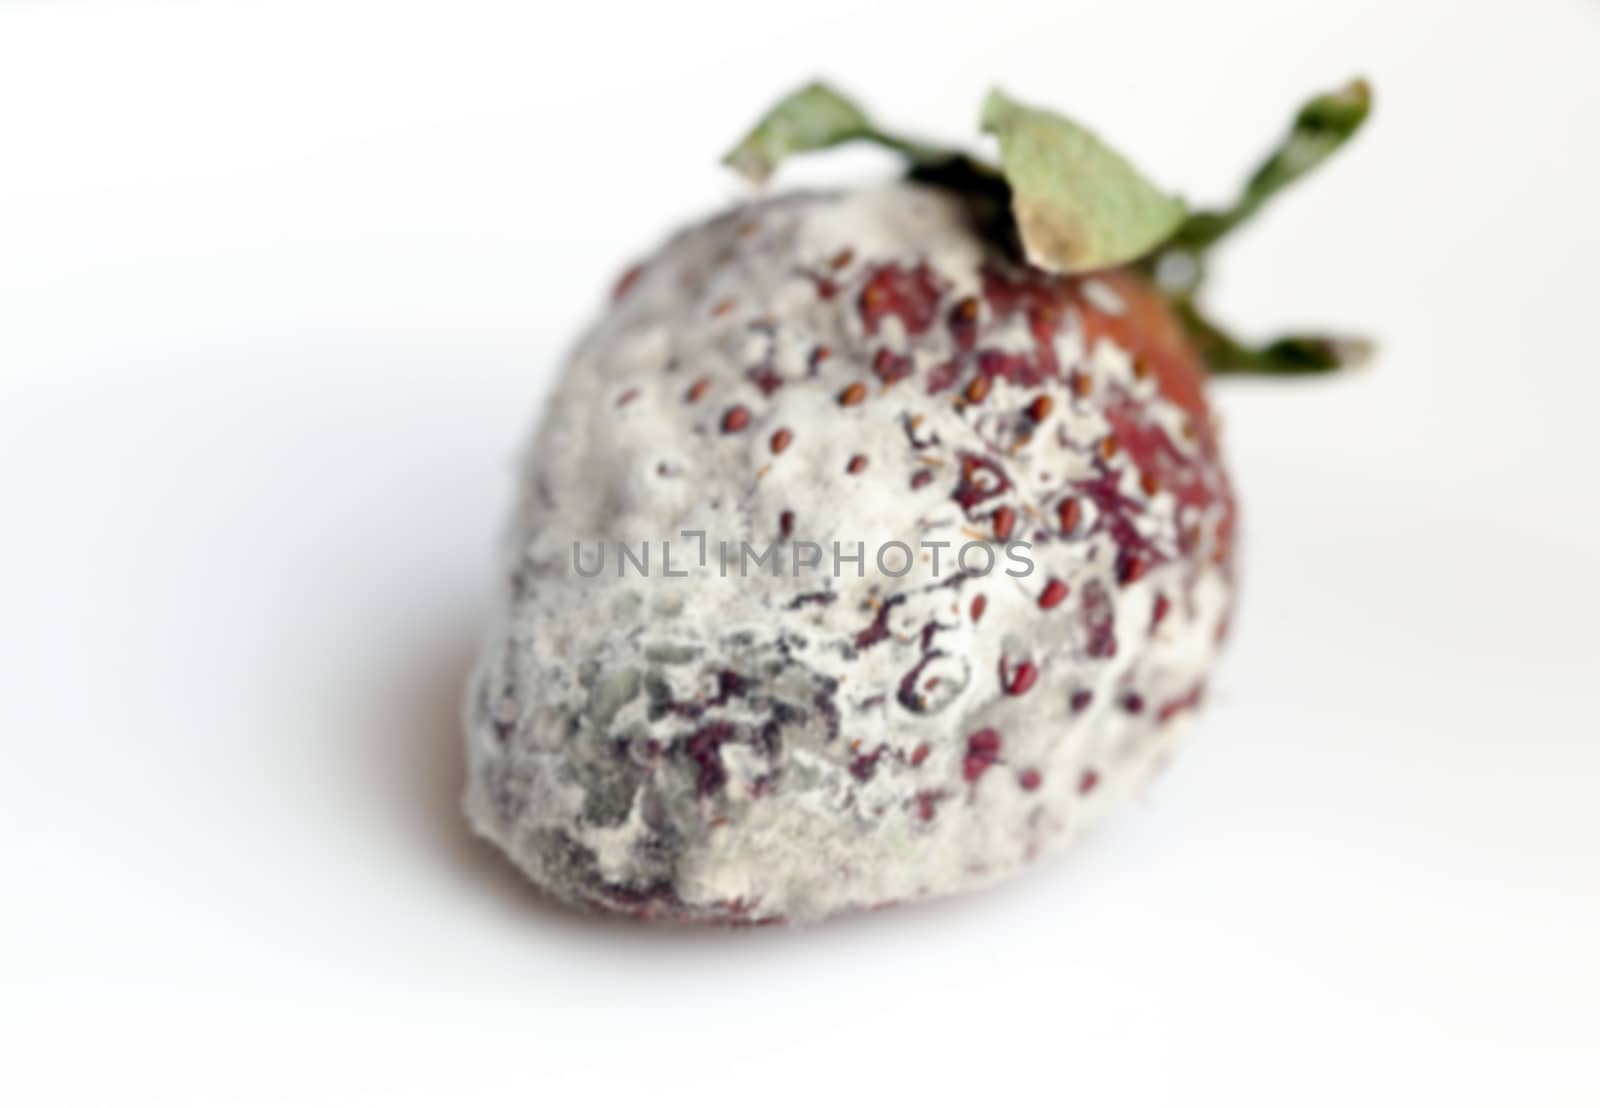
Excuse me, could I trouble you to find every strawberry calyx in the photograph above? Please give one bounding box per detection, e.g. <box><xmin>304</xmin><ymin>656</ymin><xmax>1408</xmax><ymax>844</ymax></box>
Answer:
<box><xmin>723</xmin><ymin>78</ymin><xmax>1373</xmax><ymax>377</ymax></box>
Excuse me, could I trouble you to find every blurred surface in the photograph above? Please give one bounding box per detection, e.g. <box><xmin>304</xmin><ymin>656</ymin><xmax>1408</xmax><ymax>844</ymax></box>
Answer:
<box><xmin>1</xmin><ymin>1</ymin><xmax>1597</xmax><ymax>1105</ymax></box>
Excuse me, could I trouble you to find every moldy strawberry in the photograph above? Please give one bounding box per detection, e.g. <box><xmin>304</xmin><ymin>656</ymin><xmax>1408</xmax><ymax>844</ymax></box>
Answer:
<box><xmin>465</xmin><ymin>77</ymin><xmax>1371</xmax><ymax>924</ymax></box>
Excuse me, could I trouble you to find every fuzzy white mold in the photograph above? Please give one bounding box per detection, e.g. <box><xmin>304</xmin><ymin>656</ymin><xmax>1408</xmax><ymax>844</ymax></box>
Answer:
<box><xmin>465</xmin><ymin>184</ymin><xmax>1235</xmax><ymax>924</ymax></box>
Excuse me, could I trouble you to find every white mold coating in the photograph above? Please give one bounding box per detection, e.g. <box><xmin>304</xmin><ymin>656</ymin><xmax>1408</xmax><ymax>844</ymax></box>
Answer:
<box><xmin>465</xmin><ymin>184</ymin><xmax>1234</xmax><ymax>924</ymax></box>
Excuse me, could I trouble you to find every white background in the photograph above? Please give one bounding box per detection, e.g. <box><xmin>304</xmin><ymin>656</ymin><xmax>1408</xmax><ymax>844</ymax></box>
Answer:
<box><xmin>2</xmin><ymin>1</ymin><xmax>1598</xmax><ymax>1104</ymax></box>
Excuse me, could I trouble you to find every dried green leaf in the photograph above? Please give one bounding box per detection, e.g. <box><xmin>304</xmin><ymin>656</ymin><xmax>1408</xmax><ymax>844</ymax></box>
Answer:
<box><xmin>980</xmin><ymin>89</ymin><xmax>1185</xmax><ymax>275</ymax></box>
<box><xmin>1174</xmin><ymin>298</ymin><xmax>1373</xmax><ymax>375</ymax></box>
<box><xmin>1173</xmin><ymin>78</ymin><xmax>1372</xmax><ymax>253</ymax></box>
<box><xmin>722</xmin><ymin>81</ymin><xmax>950</xmax><ymax>185</ymax></box>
